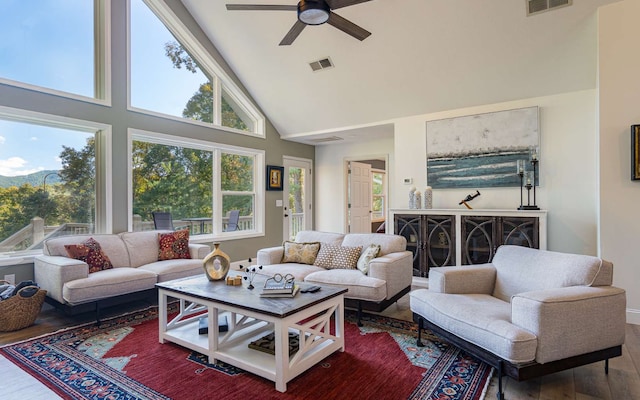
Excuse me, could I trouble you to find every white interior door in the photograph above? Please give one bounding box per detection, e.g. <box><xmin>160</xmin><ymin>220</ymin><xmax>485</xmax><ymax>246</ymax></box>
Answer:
<box><xmin>283</xmin><ymin>157</ymin><xmax>312</xmax><ymax>242</ymax></box>
<box><xmin>348</xmin><ymin>161</ymin><xmax>372</xmax><ymax>233</ymax></box>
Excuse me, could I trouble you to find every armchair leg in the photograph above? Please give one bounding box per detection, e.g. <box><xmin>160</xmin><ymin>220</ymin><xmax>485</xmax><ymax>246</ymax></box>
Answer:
<box><xmin>497</xmin><ymin>361</ymin><xmax>505</xmax><ymax>400</ymax></box>
<box><xmin>605</xmin><ymin>359</ymin><xmax>609</xmax><ymax>374</ymax></box>
<box><xmin>417</xmin><ymin>316</ymin><xmax>425</xmax><ymax>347</ymax></box>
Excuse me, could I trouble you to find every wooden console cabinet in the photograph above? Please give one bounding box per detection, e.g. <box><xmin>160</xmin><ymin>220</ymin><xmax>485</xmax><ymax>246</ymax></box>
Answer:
<box><xmin>391</xmin><ymin>209</ymin><xmax>547</xmax><ymax>277</ymax></box>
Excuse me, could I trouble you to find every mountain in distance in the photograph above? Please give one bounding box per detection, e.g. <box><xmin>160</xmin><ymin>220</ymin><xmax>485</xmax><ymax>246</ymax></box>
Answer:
<box><xmin>0</xmin><ymin>170</ymin><xmax>61</xmax><ymax>188</ymax></box>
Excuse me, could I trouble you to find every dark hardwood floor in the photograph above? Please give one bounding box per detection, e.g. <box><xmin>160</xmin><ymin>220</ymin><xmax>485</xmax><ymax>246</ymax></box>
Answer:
<box><xmin>2</xmin><ymin>291</ymin><xmax>640</xmax><ymax>399</ymax></box>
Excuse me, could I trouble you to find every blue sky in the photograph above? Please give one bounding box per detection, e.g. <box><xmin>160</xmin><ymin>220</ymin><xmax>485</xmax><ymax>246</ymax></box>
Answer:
<box><xmin>0</xmin><ymin>0</ymin><xmax>207</xmax><ymax>176</ymax></box>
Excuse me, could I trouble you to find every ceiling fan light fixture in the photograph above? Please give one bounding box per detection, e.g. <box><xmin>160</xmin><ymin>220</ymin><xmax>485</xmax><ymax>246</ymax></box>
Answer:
<box><xmin>298</xmin><ymin>0</ymin><xmax>330</xmax><ymax>25</ymax></box>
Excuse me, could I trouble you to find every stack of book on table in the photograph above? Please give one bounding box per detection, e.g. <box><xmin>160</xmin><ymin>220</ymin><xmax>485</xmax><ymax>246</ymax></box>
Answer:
<box><xmin>260</xmin><ymin>274</ymin><xmax>299</xmax><ymax>298</ymax></box>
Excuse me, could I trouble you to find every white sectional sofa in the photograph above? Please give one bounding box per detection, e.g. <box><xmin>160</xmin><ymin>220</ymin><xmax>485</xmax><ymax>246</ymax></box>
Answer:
<box><xmin>410</xmin><ymin>245</ymin><xmax>626</xmax><ymax>400</ymax></box>
<box><xmin>34</xmin><ymin>230</ymin><xmax>210</xmax><ymax>320</ymax></box>
<box><xmin>256</xmin><ymin>230</ymin><xmax>413</xmax><ymax>324</ymax></box>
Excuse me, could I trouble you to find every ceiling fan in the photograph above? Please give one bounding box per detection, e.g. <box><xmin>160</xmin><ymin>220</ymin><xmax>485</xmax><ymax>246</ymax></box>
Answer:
<box><xmin>226</xmin><ymin>0</ymin><xmax>372</xmax><ymax>46</ymax></box>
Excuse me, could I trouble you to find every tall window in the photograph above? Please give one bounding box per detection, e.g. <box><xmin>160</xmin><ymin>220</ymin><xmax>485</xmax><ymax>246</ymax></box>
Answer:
<box><xmin>0</xmin><ymin>0</ymin><xmax>108</xmax><ymax>101</ymax></box>
<box><xmin>0</xmin><ymin>110</ymin><xmax>109</xmax><ymax>256</ymax></box>
<box><xmin>221</xmin><ymin>152</ymin><xmax>255</xmax><ymax>232</ymax></box>
<box><xmin>129</xmin><ymin>0</ymin><xmax>262</xmax><ymax>135</ymax></box>
<box><xmin>372</xmin><ymin>170</ymin><xmax>386</xmax><ymax>221</ymax></box>
<box><xmin>131</xmin><ymin>131</ymin><xmax>263</xmax><ymax>237</ymax></box>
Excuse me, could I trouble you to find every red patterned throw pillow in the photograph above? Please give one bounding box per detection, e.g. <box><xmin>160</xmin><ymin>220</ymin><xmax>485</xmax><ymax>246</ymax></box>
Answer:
<box><xmin>158</xmin><ymin>229</ymin><xmax>192</xmax><ymax>260</ymax></box>
<box><xmin>64</xmin><ymin>237</ymin><xmax>114</xmax><ymax>274</ymax></box>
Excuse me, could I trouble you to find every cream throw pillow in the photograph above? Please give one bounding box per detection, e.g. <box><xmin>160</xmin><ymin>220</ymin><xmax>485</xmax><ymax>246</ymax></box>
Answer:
<box><xmin>357</xmin><ymin>244</ymin><xmax>381</xmax><ymax>274</ymax></box>
<box><xmin>314</xmin><ymin>244</ymin><xmax>363</xmax><ymax>270</ymax></box>
<box><xmin>281</xmin><ymin>241</ymin><xmax>321</xmax><ymax>265</ymax></box>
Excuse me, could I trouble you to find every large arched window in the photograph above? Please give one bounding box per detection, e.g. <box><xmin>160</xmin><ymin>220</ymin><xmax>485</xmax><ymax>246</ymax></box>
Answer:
<box><xmin>129</xmin><ymin>0</ymin><xmax>265</xmax><ymax>137</ymax></box>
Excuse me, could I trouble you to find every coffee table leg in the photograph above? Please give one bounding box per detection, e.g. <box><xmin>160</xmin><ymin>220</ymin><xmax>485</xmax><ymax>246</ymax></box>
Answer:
<box><xmin>274</xmin><ymin>320</ymin><xmax>289</xmax><ymax>392</ymax></box>
<box><xmin>208</xmin><ymin>307</ymin><xmax>218</xmax><ymax>364</ymax></box>
<box><xmin>158</xmin><ymin>289</ymin><xmax>167</xmax><ymax>344</ymax></box>
<box><xmin>336</xmin><ymin>300</ymin><xmax>345</xmax><ymax>352</ymax></box>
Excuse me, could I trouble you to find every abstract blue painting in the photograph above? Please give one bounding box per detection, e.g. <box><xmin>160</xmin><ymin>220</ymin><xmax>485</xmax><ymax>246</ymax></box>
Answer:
<box><xmin>426</xmin><ymin>107</ymin><xmax>539</xmax><ymax>189</ymax></box>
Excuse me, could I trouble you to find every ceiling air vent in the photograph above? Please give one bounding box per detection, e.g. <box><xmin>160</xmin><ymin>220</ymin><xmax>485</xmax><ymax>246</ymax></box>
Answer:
<box><xmin>309</xmin><ymin>57</ymin><xmax>334</xmax><ymax>72</ymax></box>
<box><xmin>309</xmin><ymin>136</ymin><xmax>343</xmax><ymax>143</ymax></box>
<box><xmin>526</xmin><ymin>0</ymin><xmax>571</xmax><ymax>16</ymax></box>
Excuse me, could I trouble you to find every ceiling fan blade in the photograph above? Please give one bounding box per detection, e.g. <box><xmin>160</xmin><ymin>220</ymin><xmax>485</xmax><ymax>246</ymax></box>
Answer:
<box><xmin>279</xmin><ymin>20</ymin><xmax>307</xmax><ymax>46</ymax></box>
<box><xmin>327</xmin><ymin>12</ymin><xmax>371</xmax><ymax>41</ymax></box>
<box><xmin>226</xmin><ymin>4</ymin><xmax>297</xmax><ymax>11</ymax></box>
<box><xmin>325</xmin><ymin>0</ymin><xmax>371</xmax><ymax>10</ymax></box>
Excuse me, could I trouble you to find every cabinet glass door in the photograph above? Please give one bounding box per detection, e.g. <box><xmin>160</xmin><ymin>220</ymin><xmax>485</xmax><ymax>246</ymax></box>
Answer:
<box><xmin>394</xmin><ymin>215</ymin><xmax>423</xmax><ymax>276</ymax></box>
<box><xmin>462</xmin><ymin>217</ymin><xmax>495</xmax><ymax>264</ymax></box>
<box><xmin>501</xmin><ymin>217</ymin><xmax>539</xmax><ymax>248</ymax></box>
<box><xmin>426</xmin><ymin>216</ymin><xmax>455</xmax><ymax>268</ymax></box>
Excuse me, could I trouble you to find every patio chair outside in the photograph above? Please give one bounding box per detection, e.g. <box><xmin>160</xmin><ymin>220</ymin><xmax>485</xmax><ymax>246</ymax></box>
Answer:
<box><xmin>152</xmin><ymin>211</ymin><xmax>174</xmax><ymax>230</ymax></box>
<box><xmin>224</xmin><ymin>210</ymin><xmax>240</xmax><ymax>232</ymax></box>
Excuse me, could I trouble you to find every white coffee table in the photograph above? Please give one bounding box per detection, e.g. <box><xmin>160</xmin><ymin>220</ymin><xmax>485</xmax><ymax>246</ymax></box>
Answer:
<box><xmin>156</xmin><ymin>275</ymin><xmax>346</xmax><ymax>392</ymax></box>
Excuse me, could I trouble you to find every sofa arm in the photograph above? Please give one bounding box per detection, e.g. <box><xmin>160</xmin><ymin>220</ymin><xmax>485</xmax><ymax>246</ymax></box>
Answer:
<box><xmin>429</xmin><ymin>264</ymin><xmax>496</xmax><ymax>294</ymax></box>
<box><xmin>34</xmin><ymin>255</ymin><xmax>89</xmax><ymax>304</ymax></box>
<box><xmin>512</xmin><ymin>286</ymin><xmax>627</xmax><ymax>364</ymax></box>
<box><xmin>189</xmin><ymin>243</ymin><xmax>211</xmax><ymax>259</ymax></box>
<box><xmin>257</xmin><ymin>246</ymin><xmax>284</xmax><ymax>265</ymax></box>
<box><xmin>368</xmin><ymin>251</ymin><xmax>413</xmax><ymax>299</ymax></box>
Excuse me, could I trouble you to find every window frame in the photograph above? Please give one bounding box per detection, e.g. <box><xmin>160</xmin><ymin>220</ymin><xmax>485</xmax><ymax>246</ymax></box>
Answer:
<box><xmin>0</xmin><ymin>0</ymin><xmax>111</xmax><ymax>106</ymax></box>
<box><xmin>0</xmin><ymin>106</ymin><xmax>113</xmax><ymax>261</ymax></box>
<box><xmin>127</xmin><ymin>128</ymin><xmax>265</xmax><ymax>242</ymax></box>
<box><xmin>127</xmin><ymin>0</ymin><xmax>265</xmax><ymax>137</ymax></box>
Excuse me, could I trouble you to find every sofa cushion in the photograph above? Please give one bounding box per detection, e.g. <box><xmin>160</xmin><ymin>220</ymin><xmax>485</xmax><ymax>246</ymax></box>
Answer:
<box><xmin>304</xmin><ymin>269</ymin><xmax>386</xmax><ymax>302</ymax></box>
<box><xmin>281</xmin><ymin>241</ymin><xmax>320</xmax><ymax>265</ymax></box>
<box><xmin>64</xmin><ymin>237</ymin><xmax>114</xmax><ymax>274</ymax></box>
<box><xmin>257</xmin><ymin>263</ymin><xmax>325</xmax><ymax>282</ymax></box>
<box><xmin>158</xmin><ymin>229</ymin><xmax>192</xmax><ymax>260</ymax></box>
<box><xmin>314</xmin><ymin>244</ymin><xmax>362</xmax><ymax>270</ymax></box>
<box><xmin>341</xmin><ymin>233</ymin><xmax>407</xmax><ymax>256</ymax></box>
<box><xmin>492</xmin><ymin>245</ymin><xmax>609</xmax><ymax>302</ymax></box>
<box><xmin>410</xmin><ymin>289</ymin><xmax>538</xmax><ymax>364</ymax></box>
<box><xmin>43</xmin><ymin>234</ymin><xmax>131</xmax><ymax>268</ymax></box>
<box><xmin>120</xmin><ymin>230</ymin><xmax>171</xmax><ymax>268</ymax></box>
<box><xmin>138</xmin><ymin>259</ymin><xmax>204</xmax><ymax>282</ymax></box>
<box><xmin>357</xmin><ymin>244</ymin><xmax>381</xmax><ymax>274</ymax></box>
<box><xmin>62</xmin><ymin>267</ymin><xmax>157</xmax><ymax>305</ymax></box>
<box><xmin>294</xmin><ymin>231</ymin><xmax>345</xmax><ymax>246</ymax></box>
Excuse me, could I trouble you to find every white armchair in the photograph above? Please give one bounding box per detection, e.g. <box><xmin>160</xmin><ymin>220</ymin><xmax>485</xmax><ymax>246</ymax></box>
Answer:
<box><xmin>410</xmin><ymin>245</ymin><xmax>626</xmax><ymax>400</ymax></box>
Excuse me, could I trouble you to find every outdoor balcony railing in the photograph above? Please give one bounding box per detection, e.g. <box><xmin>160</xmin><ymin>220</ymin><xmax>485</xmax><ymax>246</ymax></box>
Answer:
<box><xmin>1</xmin><ymin>213</ymin><xmax>307</xmax><ymax>253</ymax></box>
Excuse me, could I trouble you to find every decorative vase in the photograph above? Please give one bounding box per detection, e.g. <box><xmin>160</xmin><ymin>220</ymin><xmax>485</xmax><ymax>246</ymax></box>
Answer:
<box><xmin>409</xmin><ymin>186</ymin><xmax>416</xmax><ymax>209</ymax></box>
<box><xmin>415</xmin><ymin>191</ymin><xmax>422</xmax><ymax>209</ymax></box>
<box><xmin>203</xmin><ymin>243</ymin><xmax>230</xmax><ymax>281</ymax></box>
<box><xmin>425</xmin><ymin>186</ymin><xmax>433</xmax><ymax>209</ymax></box>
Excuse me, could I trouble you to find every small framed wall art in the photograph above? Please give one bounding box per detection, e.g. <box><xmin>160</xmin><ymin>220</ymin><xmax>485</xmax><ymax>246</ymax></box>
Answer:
<box><xmin>632</xmin><ymin>125</ymin><xmax>640</xmax><ymax>181</ymax></box>
<box><xmin>266</xmin><ymin>165</ymin><xmax>284</xmax><ymax>191</ymax></box>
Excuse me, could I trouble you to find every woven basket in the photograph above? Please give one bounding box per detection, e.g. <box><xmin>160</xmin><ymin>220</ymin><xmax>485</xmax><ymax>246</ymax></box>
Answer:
<box><xmin>0</xmin><ymin>280</ymin><xmax>47</xmax><ymax>332</ymax></box>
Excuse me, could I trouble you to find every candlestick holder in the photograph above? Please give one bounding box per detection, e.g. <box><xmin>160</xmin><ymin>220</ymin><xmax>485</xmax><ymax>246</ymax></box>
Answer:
<box><xmin>518</xmin><ymin>153</ymin><xmax>540</xmax><ymax>210</ymax></box>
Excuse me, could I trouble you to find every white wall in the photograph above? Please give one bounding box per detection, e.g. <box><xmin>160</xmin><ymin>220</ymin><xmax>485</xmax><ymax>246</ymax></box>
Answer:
<box><xmin>598</xmin><ymin>0</ymin><xmax>640</xmax><ymax>324</ymax></box>
<box><xmin>315</xmin><ymin>136</ymin><xmax>394</xmax><ymax>233</ymax></box>
<box><xmin>393</xmin><ymin>91</ymin><xmax>599</xmax><ymax>256</ymax></box>
<box><xmin>317</xmin><ymin>90</ymin><xmax>599</xmax><ymax>256</ymax></box>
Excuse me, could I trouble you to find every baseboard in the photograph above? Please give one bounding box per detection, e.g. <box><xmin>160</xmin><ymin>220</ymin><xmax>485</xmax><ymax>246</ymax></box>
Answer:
<box><xmin>626</xmin><ymin>308</ymin><xmax>640</xmax><ymax>325</ymax></box>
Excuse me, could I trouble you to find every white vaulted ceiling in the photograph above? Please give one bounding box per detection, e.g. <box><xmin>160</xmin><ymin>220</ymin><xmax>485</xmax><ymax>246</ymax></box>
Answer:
<box><xmin>181</xmin><ymin>0</ymin><xmax>619</xmax><ymax>143</ymax></box>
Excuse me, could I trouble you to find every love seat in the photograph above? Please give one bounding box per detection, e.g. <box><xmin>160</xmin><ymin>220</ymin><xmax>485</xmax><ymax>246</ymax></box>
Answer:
<box><xmin>410</xmin><ymin>245</ymin><xmax>626</xmax><ymax>400</ymax></box>
<box><xmin>34</xmin><ymin>230</ymin><xmax>210</xmax><ymax>319</ymax></box>
<box><xmin>256</xmin><ymin>230</ymin><xmax>413</xmax><ymax>324</ymax></box>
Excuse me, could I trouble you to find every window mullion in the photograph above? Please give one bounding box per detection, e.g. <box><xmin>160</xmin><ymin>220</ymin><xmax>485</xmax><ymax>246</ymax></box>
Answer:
<box><xmin>213</xmin><ymin>76</ymin><xmax>222</xmax><ymax>126</ymax></box>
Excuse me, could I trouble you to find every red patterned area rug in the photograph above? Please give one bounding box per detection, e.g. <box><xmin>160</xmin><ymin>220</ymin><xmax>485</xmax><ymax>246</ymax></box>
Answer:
<box><xmin>0</xmin><ymin>307</ymin><xmax>492</xmax><ymax>400</ymax></box>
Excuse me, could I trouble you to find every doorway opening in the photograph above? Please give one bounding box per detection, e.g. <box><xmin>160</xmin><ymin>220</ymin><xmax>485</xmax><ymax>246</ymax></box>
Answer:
<box><xmin>346</xmin><ymin>157</ymin><xmax>387</xmax><ymax>234</ymax></box>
